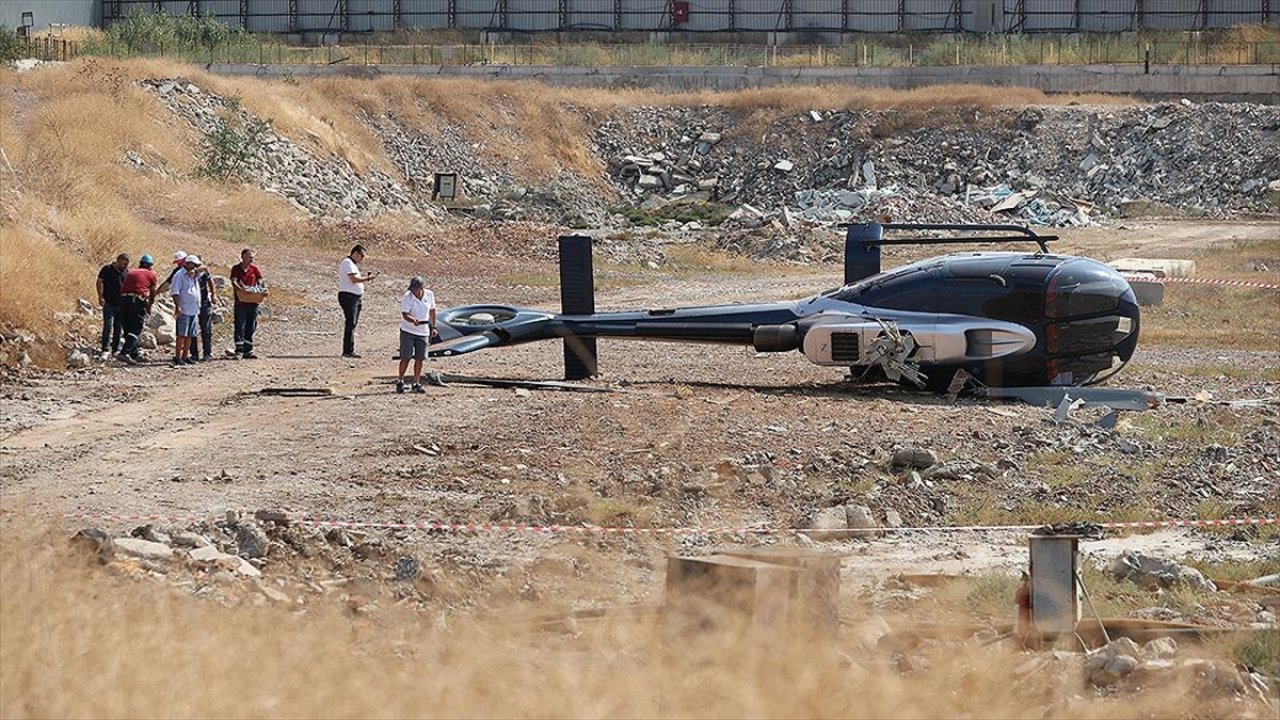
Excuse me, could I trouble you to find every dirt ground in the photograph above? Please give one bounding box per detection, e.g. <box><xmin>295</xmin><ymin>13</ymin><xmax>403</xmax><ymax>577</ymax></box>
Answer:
<box><xmin>1</xmin><ymin>218</ymin><xmax>1278</xmax><ymax>717</ymax></box>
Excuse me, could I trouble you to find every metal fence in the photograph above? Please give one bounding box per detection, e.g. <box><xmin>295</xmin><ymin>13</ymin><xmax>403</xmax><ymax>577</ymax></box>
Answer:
<box><xmin>96</xmin><ymin>1</ymin><xmax>1275</xmax><ymax>35</ymax></box>
<box><xmin>22</xmin><ymin>34</ymin><xmax>1280</xmax><ymax>65</ymax></box>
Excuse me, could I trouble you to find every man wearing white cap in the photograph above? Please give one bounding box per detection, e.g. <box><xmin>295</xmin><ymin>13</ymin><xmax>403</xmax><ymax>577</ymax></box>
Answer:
<box><xmin>170</xmin><ymin>255</ymin><xmax>203</xmax><ymax>366</ymax></box>
<box><xmin>157</xmin><ymin>250</ymin><xmax>188</xmax><ymax>295</ymax></box>
<box><xmin>396</xmin><ymin>275</ymin><xmax>437</xmax><ymax>394</ymax></box>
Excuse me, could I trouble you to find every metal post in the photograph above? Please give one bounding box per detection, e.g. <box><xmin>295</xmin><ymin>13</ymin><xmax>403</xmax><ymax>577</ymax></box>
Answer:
<box><xmin>897</xmin><ymin>0</ymin><xmax>906</xmax><ymax>31</ymax></box>
<box><xmin>289</xmin><ymin>0</ymin><xmax>298</xmax><ymax>31</ymax></box>
<box><xmin>240</xmin><ymin>0</ymin><xmax>248</xmax><ymax>29</ymax></box>
<box><xmin>840</xmin><ymin>0</ymin><xmax>848</xmax><ymax>33</ymax></box>
<box><xmin>558</xmin><ymin>0</ymin><xmax>568</xmax><ymax>31</ymax></box>
<box><xmin>498</xmin><ymin>0</ymin><xmax>508</xmax><ymax>30</ymax></box>
<box><xmin>782</xmin><ymin>0</ymin><xmax>794</xmax><ymax>32</ymax></box>
<box><xmin>1073</xmin><ymin>0</ymin><xmax>1081</xmax><ymax>32</ymax></box>
<box><xmin>949</xmin><ymin>0</ymin><xmax>961</xmax><ymax>31</ymax></box>
<box><xmin>448</xmin><ymin>0</ymin><xmax>456</xmax><ymax>29</ymax></box>
<box><xmin>393</xmin><ymin>0</ymin><xmax>401</xmax><ymax>29</ymax></box>
<box><xmin>728</xmin><ymin>0</ymin><xmax>736</xmax><ymax>31</ymax></box>
<box><xmin>339</xmin><ymin>0</ymin><xmax>349</xmax><ymax>32</ymax></box>
<box><xmin>614</xmin><ymin>0</ymin><xmax>622</xmax><ymax>31</ymax></box>
<box><xmin>1198</xmin><ymin>0</ymin><xmax>1209</xmax><ymax>29</ymax></box>
<box><xmin>1133</xmin><ymin>0</ymin><xmax>1144</xmax><ymax>31</ymax></box>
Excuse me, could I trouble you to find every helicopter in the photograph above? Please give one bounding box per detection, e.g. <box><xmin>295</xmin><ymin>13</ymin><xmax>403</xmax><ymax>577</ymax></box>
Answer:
<box><xmin>428</xmin><ymin>223</ymin><xmax>1141</xmax><ymax>393</ymax></box>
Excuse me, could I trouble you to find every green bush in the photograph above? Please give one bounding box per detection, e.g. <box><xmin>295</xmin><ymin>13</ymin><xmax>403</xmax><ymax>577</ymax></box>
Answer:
<box><xmin>196</xmin><ymin>96</ymin><xmax>270</xmax><ymax>182</ymax></box>
<box><xmin>106</xmin><ymin>9</ymin><xmax>247</xmax><ymax>52</ymax></box>
<box><xmin>0</xmin><ymin>25</ymin><xmax>25</xmax><ymax>67</ymax></box>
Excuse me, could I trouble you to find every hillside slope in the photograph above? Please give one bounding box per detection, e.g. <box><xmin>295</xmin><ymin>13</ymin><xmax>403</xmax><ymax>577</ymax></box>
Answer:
<box><xmin>2</xmin><ymin>59</ymin><xmax>1278</xmax><ymax>367</ymax></box>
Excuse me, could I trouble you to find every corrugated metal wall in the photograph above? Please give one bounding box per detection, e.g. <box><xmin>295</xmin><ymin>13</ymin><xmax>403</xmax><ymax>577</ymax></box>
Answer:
<box><xmin>2</xmin><ymin>0</ymin><xmax>102</xmax><ymax>30</ymax></box>
<box><xmin>64</xmin><ymin>0</ymin><xmax>1280</xmax><ymax>34</ymax></box>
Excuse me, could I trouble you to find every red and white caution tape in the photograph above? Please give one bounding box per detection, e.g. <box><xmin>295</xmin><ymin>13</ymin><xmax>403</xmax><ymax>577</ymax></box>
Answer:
<box><xmin>1121</xmin><ymin>274</ymin><xmax>1280</xmax><ymax>291</ymax></box>
<box><xmin>11</xmin><ymin>510</ymin><xmax>1275</xmax><ymax>536</ymax></box>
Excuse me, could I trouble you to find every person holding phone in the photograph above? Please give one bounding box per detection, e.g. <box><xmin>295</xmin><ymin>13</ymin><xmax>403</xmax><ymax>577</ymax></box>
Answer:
<box><xmin>337</xmin><ymin>244</ymin><xmax>378</xmax><ymax>358</ymax></box>
<box><xmin>395</xmin><ymin>275</ymin><xmax>437</xmax><ymax>394</ymax></box>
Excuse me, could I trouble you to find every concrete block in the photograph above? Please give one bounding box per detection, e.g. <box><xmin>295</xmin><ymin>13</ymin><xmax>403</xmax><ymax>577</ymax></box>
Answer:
<box><xmin>1108</xmin><ymin>258</ymin><xmax>1195</xmax><ymax>278</ymax></box>
<box><xmin>718</xmin><ymin>547</ymin><xmax>842</xmax><ymax>637</ymax></box>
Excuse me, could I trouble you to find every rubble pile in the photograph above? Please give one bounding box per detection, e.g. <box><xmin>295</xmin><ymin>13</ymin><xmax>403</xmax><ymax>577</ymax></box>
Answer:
<box><xmin>597</xmin><ymin>103</ymin><xmax>1280</xmax><ymax>232</ymax></box>
<box><xmin>367</xmin><ymin>114</ymin><xmax>612</xmax><ymax>227</ymax></box>
<box><xmin>140</xmin><ymin>79</ymin><xmax>434</xmax><ymax>220</ymax></box>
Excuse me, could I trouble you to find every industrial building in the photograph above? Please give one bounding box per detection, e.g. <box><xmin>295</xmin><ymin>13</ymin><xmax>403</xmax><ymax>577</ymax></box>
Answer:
<box><xmin>2</xmin><ymin>0</ymin><xmax>1274</xmax><ymax>36</ymax></box>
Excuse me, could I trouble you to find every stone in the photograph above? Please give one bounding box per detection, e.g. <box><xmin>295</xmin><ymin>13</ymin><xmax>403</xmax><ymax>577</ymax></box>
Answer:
<box><xmin>846</xmin><ymin>505</ymin><xmax>878</xmax><ymax>531</ymax></box>
<box><xmin>1108</xmin><ymin>551</ymin><xmax>1217</xmax><ymax>592</ymax></box>
<box><xmin>1086</xmin><ymin>637</ymin><xmax>1143</xmax><ymax>686</ymax></box>
<box><xmin>1094</xmin><ymin>654</ymin><xmax>1140</xmax><ymax>685</ymax></box>
<box><xmin>810</xmin><ymin>506</ymin><xmax>849</xmax><ymax>534</ymax></box>
<box><xmin>112</xmin><ymin>537</ymin><xmax>174</xmax><ymax>561</ymax></box>
<box><xmin>883</xmin><ymin>510</ymin><xmax>903</xmax><ymax>528</ymax></box>
<box><xmin>861</xmin><ymin>161</ymin><xmax>876</xmax><ymax>189</ymax></box>
<box><xmin>131</xmin><ymin>524</ymin><xmax>171</xmax><ymax>545</ymax></box>
<box><xmin>66</xmin><ymin>350</ymin><xmax>90</xmax><ymax>369</ymax></box>
<box><xmin>891</xmin><ymin>448</ymin><xmax>937</xmax><ymax>469</ymax></box>
<box><xmin>1079</xmin><ymin>153</ymin><xmax>1102</xmax><ymax>173</ymax></box>
<box><xmin>154</xmin><ymin>325</ymin><xmax>175</xmax><ymax>346</ymax></box>
<box><xmin>638</xmin><ymin>174</ymin><xmax>662</xmax><ymax>189</ymax></box>
<box><xmin>773</xmin><ymin>159</ymin><xmax>794</xmax><ymax>173</ymax></box>
<box><xmin>139</xmin><ymin>331</ymin><xmax>158</xmax><ymax>350</ymax></box>
<box><xmin>170</xmin><ymin>531</ymin><xmax>210</xmax><ymax>548</ymax></box>
<box><xmin>70</xmin><ymin>528</ymin><xmax>114</xmax><ymax>560</ymax></box>
<box><xmin>1144</xmin><ymin>637</ymin><xmax>1179</xmax><ymax>659</ymax></box>
<box><xmin>394</xmin><ymin>556</ymin><xmax>421</xmax><ymax>582</ymax></box>
<box><xmin>236</xmin><ymin>524</ymin><xmax>270</xmax><ymax>559</ymax></box>
<box><xmin>259</xmin><ymin>585</ymin><xmax>291</xmax><ymax>603</ymax></box>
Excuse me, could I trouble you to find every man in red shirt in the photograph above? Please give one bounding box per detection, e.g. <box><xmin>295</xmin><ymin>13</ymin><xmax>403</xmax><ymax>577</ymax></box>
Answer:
<box><xmin>229</xmin><ymin>248</ymin><xmax>267</xmax><ymax>359</ymax></box>
<box><xmin>117</xmin><ymin>254</ymin><xmax>159</xmax><ymax>364</ymax></box>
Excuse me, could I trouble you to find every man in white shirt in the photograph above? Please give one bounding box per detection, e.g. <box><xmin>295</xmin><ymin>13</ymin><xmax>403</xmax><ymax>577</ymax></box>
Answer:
<box><xmin>396</xmin><ymin>275</ymin><xmax>437</xmax><ymax>394</ymax></box>
<box><xmin>170</xmin><ymin>255</ymin><xmax>203</xmax><ymax>366</ymax></box>
<box><xmin>337</xmin><ymin>244</ymin><xmax>378</xmax><ymax>358</ymax></box>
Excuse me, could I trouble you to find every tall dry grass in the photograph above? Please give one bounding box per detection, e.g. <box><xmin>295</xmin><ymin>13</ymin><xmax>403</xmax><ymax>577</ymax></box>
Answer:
<box><xmin>1</xmin><ymin>525</ymin><xmax>1264</xmax><ymax>719</ymax></box>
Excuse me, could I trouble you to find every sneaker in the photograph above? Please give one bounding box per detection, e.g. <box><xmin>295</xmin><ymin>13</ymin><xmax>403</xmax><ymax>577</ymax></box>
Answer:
<box><xmin>200</xmin><ymin>355</ymin><xmax>211</xmax><ymax>362</ymax></box>
<box><xmin>171</xmin><ymin>358</ymin><xmax>185</xmax><ymax>367</ymax></box>
<box><xmin>184</xmin><ymin>357</ymin><xmax>198</xmax><ymax>366</ymax></box>
<box><xmin>118</xmin><ymin>353</ymin><xmax>137</xmax><ymax>365</ymax></box>
<box><xmin>411</xmin><ymin>383</ymin><xmax>425</xmax><ymax>394</ymax></box>
<box><xmin>342</xmin><ymin>352</ymin><xmax>362</xmax><ymax>359</ymax></box>
<box><xmin>395</xmin><ymin>379</ymin><xmax>405</xmax><ymax>394</ymax></box>
<box><xmin>243</xmin><ymin>352</ymin><xmax>259</xmax><ymax>360</ymax></box>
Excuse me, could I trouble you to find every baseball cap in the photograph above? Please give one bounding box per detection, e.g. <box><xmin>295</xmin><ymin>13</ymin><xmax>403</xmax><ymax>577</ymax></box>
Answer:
<box><xmin>139</xmin><ymin>254</ymin><xmax>155</xmax><ymax>266</ymax></box>
<box><xmin>185</xmin><ymin>255</ymin><xmax>202</xmax><ymax>266</ymax></box>
<box><xmin>408</xmin><ymin>276</ymin><xmax>425</xmax><ymax>292</ymax></box>
<box><xmin>172</xmin><ymin>251</ymin><xmax>188</xmax><ymax>265</ymax></box>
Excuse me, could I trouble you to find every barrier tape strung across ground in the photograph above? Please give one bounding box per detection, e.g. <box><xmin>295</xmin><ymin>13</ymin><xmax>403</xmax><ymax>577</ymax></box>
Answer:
<box><xmin>1120</xmin><ymin>274</ymin><xmax>1280</xmax><ymax>291</ymax></box>
<box><xmin>19</xmin><ymin>510</ymin><xmax>1277</xmax><ymax>536</ymax></box>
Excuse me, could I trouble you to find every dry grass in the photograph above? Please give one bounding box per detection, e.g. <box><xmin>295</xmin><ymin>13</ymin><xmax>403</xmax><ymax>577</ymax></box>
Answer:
<box><xmin>0</xmin><ymin>225</ymin><xmax>90</xmax><ymax>330</ymax></box>
<box><xmin>2</xmin><ymin>524</ymin><xmax>1269</xmax><ymax>719</ymax></box>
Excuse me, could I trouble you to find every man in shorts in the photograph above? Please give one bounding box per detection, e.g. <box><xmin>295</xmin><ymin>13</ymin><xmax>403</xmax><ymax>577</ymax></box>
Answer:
<box><xmin>170</xmin><ymin>255</ymin><xmax>203</xmax><ymax>366</ymax></box>
<box><xmin>396</xmin><ymin>275</ymin><xmax>437</xmax><ymax>394</ymax></box>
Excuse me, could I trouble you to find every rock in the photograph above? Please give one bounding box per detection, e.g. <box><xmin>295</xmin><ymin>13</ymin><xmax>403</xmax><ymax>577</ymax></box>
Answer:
<box><xmin>883</xmin><ymin>509</ymin><xmax>903</xmax><ymax>528</ymax></box>
<box><xmin>112</xmin><ymin>537</ymin><xmax>174</xmax><ymax>561</ymax></box>
<box><xmin>188</xmin><ymin>545</ymin><xmax>262</xmax><ymax>577</ymax></box>
<box><xmin>891</xmin><ymin>448</ymin><xmax>937</xmax><ymax>469</ymax></box>
<box><xmin>146</xmin><ymin>308</ymin><xmax>175</xmax><ymax>332</ymax></box>
<box><xmin>259</xmin><ymin>585</ymin><xmax>291</xmax><ymax>603</ymax></box>
<box><xmin>131</xmin><ymin>524</ymin><xmax>171</xmax><ymax>545</ymax></box>
<box><xmin>154</xmin><ymin>325</ymin><xmax>175</xmax><ymax>346</ymax></box>
<box><xmin>773</xmin><ymin>159</ymin><xmax>794</xmax><ymax>173</ymax></box>
<box><xmin>77</xmin><ymin>298</ymin><xmax>96</xmax><ymax>315</ymax></box>
<box><xmin>394</xmin><ymin>556</ymin><xmax>421</xmax><ymax>582</ymax></box>
<box><xmin>1086</xmin><ymin>637</ymin><xmax>1142</xmax><ymax>686</ymax></box>
<box><xmin>861</xmin><ymin>161</ymin><xmax>876</xmax><ymax>189</ymax></box>
<box><xmin>139</xmin><ymin>331</ymin><xmax>158</xmax><ymax>350</ymax></box>
<box><xmin>845</xmin><ymin>505</ymin><xmax>878</xmax><ymax>531</ymax></box>
<box><xmin>235</xmin><ymin>524</ymin><xmax>270</xmax><ymax>559</ymax></box>
<box><xmin>810</xmin><ymin>506</ymin><xmax>849</xmax><ymax>534</ymax></box>
<box><xmin>66</xmin><ymin>350</ymin><xmax>90</xmax><ymax>369</ymax></box>
<box><xmin>70</xmin><ymin>528</ymin><xmax>114</xmax><ymax>561</ymax></box>
<box><xmin>1108</xmin><ymin>550</ymin><xmax>1217</xmax><ymax>592</ymax></box>
<box><xmin>1143</xmin><ymin>637</ymin><xmax>1179</xmax><ymax>659</ymax></box>
<box><xmin>170</xmin><ymin>531</ymin><xmax>210</xmax><ymax>548</ymax></box>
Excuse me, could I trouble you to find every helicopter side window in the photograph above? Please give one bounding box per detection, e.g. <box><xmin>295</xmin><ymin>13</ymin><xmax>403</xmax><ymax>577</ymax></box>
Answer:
<box><xmin>851</xmin><ymin>269</ymin><xmax>940</xmax><ymax>313</ymax></box>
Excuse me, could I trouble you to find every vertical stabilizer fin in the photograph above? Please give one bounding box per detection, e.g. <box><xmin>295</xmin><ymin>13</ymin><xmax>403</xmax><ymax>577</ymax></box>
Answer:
<box><xmin>844</xmin><ymin>222</ymin><xmax>884</xmax><ymax>285</ymax></box>
<box><xmin>558</xmin><ymin>235</ymin><xmax>598</xmax><ymax>380</ymax></box>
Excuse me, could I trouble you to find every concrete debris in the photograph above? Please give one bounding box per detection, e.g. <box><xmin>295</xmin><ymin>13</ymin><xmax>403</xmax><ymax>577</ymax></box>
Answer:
<box><xmin>891</xmin><ymin>447</ymin><xmax>937</xmax><ymax>470</ymax></box>
<box><xmin>1108</xmin><ymin>550</ymin><xmax>1218</xmax><ymax>592</ymax></box>
<box><xmin>65</xmin><ymin>349</ymin><xmax>90</xmax><ymax>369</ymax></box>
<box><xmin>112</xmin><ymin>537</ymin><xmax>175</xmax><ymax>561</ymax></box>
<box><xmin>235</xmin><ymin>524</ymin><xmax>271</xmax><ymax>559</ymax></box>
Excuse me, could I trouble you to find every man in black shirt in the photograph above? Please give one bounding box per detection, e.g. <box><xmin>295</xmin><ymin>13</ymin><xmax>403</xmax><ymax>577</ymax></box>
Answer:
<box><xmin>96</xmin><ymin>253</ymin><xmax>130</xmax><ymax>358</ymax></box>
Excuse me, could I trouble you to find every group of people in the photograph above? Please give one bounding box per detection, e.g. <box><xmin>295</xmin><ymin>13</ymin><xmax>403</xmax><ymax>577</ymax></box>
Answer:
<box><xmin>96</xmin><ymin>243</ymin><xmax>438</xmax><ymax>393</ymax></box>
<box><xmin>96</xmin><ymin>248</ymin><xmax>266</xmax><ymax>366</ymax></box>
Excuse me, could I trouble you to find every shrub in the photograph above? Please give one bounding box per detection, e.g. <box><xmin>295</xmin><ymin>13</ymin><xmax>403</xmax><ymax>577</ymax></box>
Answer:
<box><xmin>196</xmin><ymin>95</ymin><xmax>270</xmax><ymax>182</ymax></box>
<box><xmin>0</xmin><ymin>25</ymin><xmax>24</xmax><ymax>67</ymax></box>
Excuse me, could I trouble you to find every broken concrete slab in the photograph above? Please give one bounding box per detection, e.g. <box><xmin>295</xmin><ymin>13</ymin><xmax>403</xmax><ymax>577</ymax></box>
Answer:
<box><xmin>1108</xmin><ymin>258</ymin><xmax>1196</xmax><ymax>278</ymax></box>
<box><xmin>112</xmin><ymin>537</ymin><xmax>174</xmax><ymax>560</ymax></box>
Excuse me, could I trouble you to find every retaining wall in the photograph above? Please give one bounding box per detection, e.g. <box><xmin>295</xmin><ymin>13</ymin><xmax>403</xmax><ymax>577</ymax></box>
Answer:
<box><xmin>210</xmin><ymin>62</ymin><xmax>1280</xmax><ymax>102</ymax></box>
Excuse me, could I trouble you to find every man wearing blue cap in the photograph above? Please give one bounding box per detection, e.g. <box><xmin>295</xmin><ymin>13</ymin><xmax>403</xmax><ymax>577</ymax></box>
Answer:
<box><xmin>117</xmin><ymin>254</ymin><xmax>159</xmax><ymax>364</ymax></box>
<box><xmin>396</xmin><ymin>275</ymin><xmax>437</xmax><ymax>394</ymax></box>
